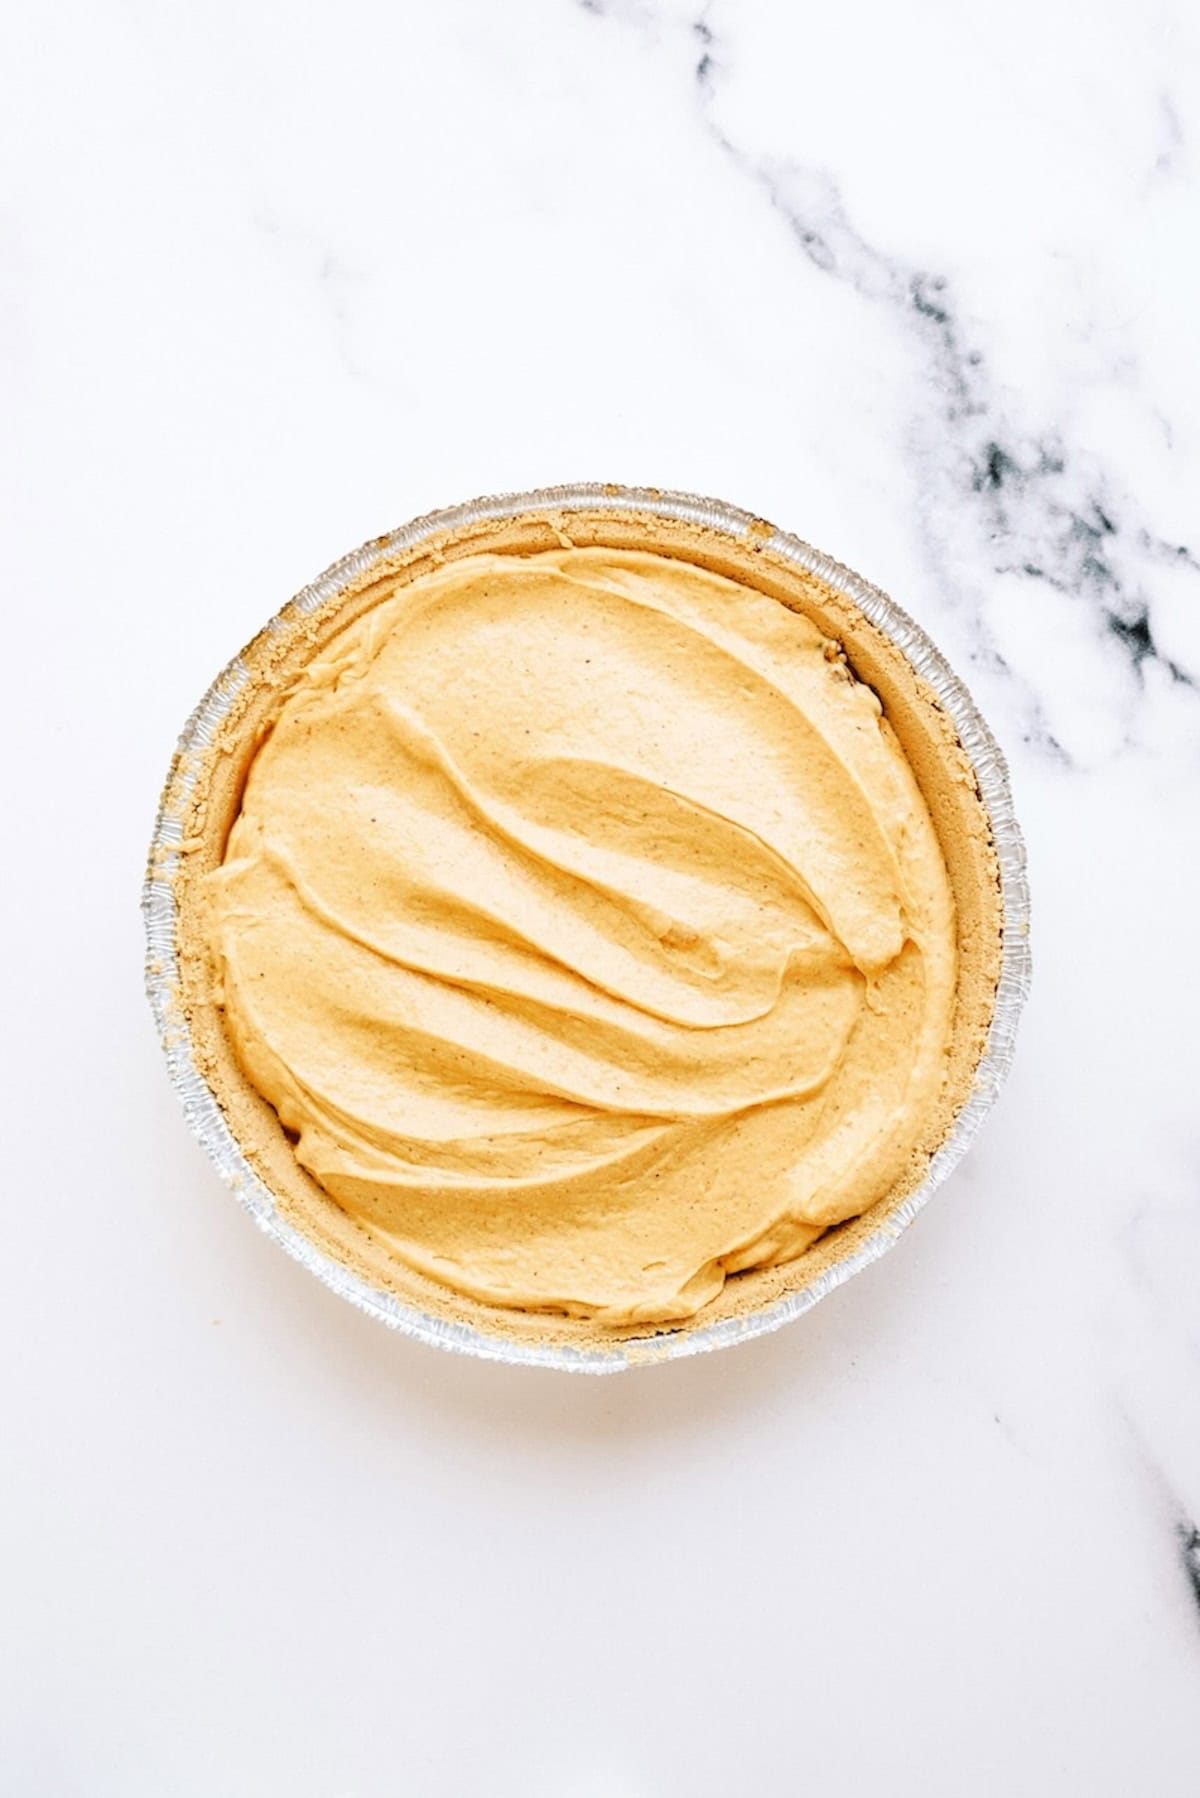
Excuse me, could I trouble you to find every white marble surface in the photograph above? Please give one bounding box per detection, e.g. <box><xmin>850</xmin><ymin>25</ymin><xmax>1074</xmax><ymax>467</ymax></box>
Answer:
<box><xmin>4</xmin><ymin>0</ymin><xmax>1200</xmax><ymax>1791</ymax></box>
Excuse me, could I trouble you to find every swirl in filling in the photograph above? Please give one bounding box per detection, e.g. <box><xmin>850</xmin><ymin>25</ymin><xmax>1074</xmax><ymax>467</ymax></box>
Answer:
<box><xmin>205</xmin><ymin>548</ymin><xmax>957</xmax><ymax>1325</ymax></box>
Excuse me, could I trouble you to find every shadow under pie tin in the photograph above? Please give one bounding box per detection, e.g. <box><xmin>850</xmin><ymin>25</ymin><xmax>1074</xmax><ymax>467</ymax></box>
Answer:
<box><xmin>143</xmin><ymin>484</ymin><xmax>1031</xmax><ymax>1372</ymax></box>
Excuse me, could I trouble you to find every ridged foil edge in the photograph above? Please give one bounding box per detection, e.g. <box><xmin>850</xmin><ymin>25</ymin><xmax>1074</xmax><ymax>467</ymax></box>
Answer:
<box><xmin>142</xmin><ymin>484</ymin><xmax>1032</xmax><ymax>1373</ymax></box>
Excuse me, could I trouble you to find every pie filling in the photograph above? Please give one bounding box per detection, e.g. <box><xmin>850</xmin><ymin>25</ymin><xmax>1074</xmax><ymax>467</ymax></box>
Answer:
<box><xmin>204</xmin><ymin>548</ymin><xmax>957</xmax><ymax>1325</ymax></box>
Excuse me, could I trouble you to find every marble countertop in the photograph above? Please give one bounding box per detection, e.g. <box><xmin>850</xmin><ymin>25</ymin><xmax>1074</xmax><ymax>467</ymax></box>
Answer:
<box><xmin>4</xmin><ymin>0</ymin><xmax>1199</xmax><ymax>1791</ymax></box>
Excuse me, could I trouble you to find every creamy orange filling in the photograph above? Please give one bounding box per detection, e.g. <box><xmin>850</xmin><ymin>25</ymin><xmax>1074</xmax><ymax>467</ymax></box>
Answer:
<box><xmin>204</xmin><ymin>548</ymin><xmax>957</xmax><ymax>1325</ymax></box>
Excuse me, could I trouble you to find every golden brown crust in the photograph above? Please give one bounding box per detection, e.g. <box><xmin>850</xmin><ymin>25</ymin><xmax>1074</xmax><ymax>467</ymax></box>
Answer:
<box><xmin>171</xmin><ymin>505</ymin><xmax>1003</xmax><ymax>1348</ymax></box>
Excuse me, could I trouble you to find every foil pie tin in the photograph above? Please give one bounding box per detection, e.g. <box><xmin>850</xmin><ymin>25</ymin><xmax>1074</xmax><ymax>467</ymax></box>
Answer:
<box><xmin>143</xmin><ymin>484</ymin><xmax>1031</xmax><ymax>1372</ymax></box>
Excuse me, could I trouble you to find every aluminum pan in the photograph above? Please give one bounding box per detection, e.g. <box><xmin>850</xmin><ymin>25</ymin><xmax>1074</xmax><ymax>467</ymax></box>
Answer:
<box><xmin>142</xmin><ymin>483</ymin><xmax>1031</xmax><ymax>1372</ymax></box>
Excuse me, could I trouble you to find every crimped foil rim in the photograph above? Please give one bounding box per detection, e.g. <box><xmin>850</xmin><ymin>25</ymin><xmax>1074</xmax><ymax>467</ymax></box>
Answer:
<box><xmin>142</xmin><ymin>483</ymin><xmax>1031</xmax><ymax>1373</ymax></box>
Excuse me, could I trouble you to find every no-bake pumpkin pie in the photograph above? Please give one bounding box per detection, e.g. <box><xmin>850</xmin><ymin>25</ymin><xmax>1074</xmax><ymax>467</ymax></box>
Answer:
<box><xmin>171</xmin><ymin>500</ymin><xmax>1003</xmax><ymax>1345</ymax></box>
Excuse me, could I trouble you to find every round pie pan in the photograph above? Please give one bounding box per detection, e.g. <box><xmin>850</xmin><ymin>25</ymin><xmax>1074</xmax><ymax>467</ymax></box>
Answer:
<box><xmin>143</xmin><ymin>484</ymin><xmax>1031</xmax><ymax>1371</ymax></box>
